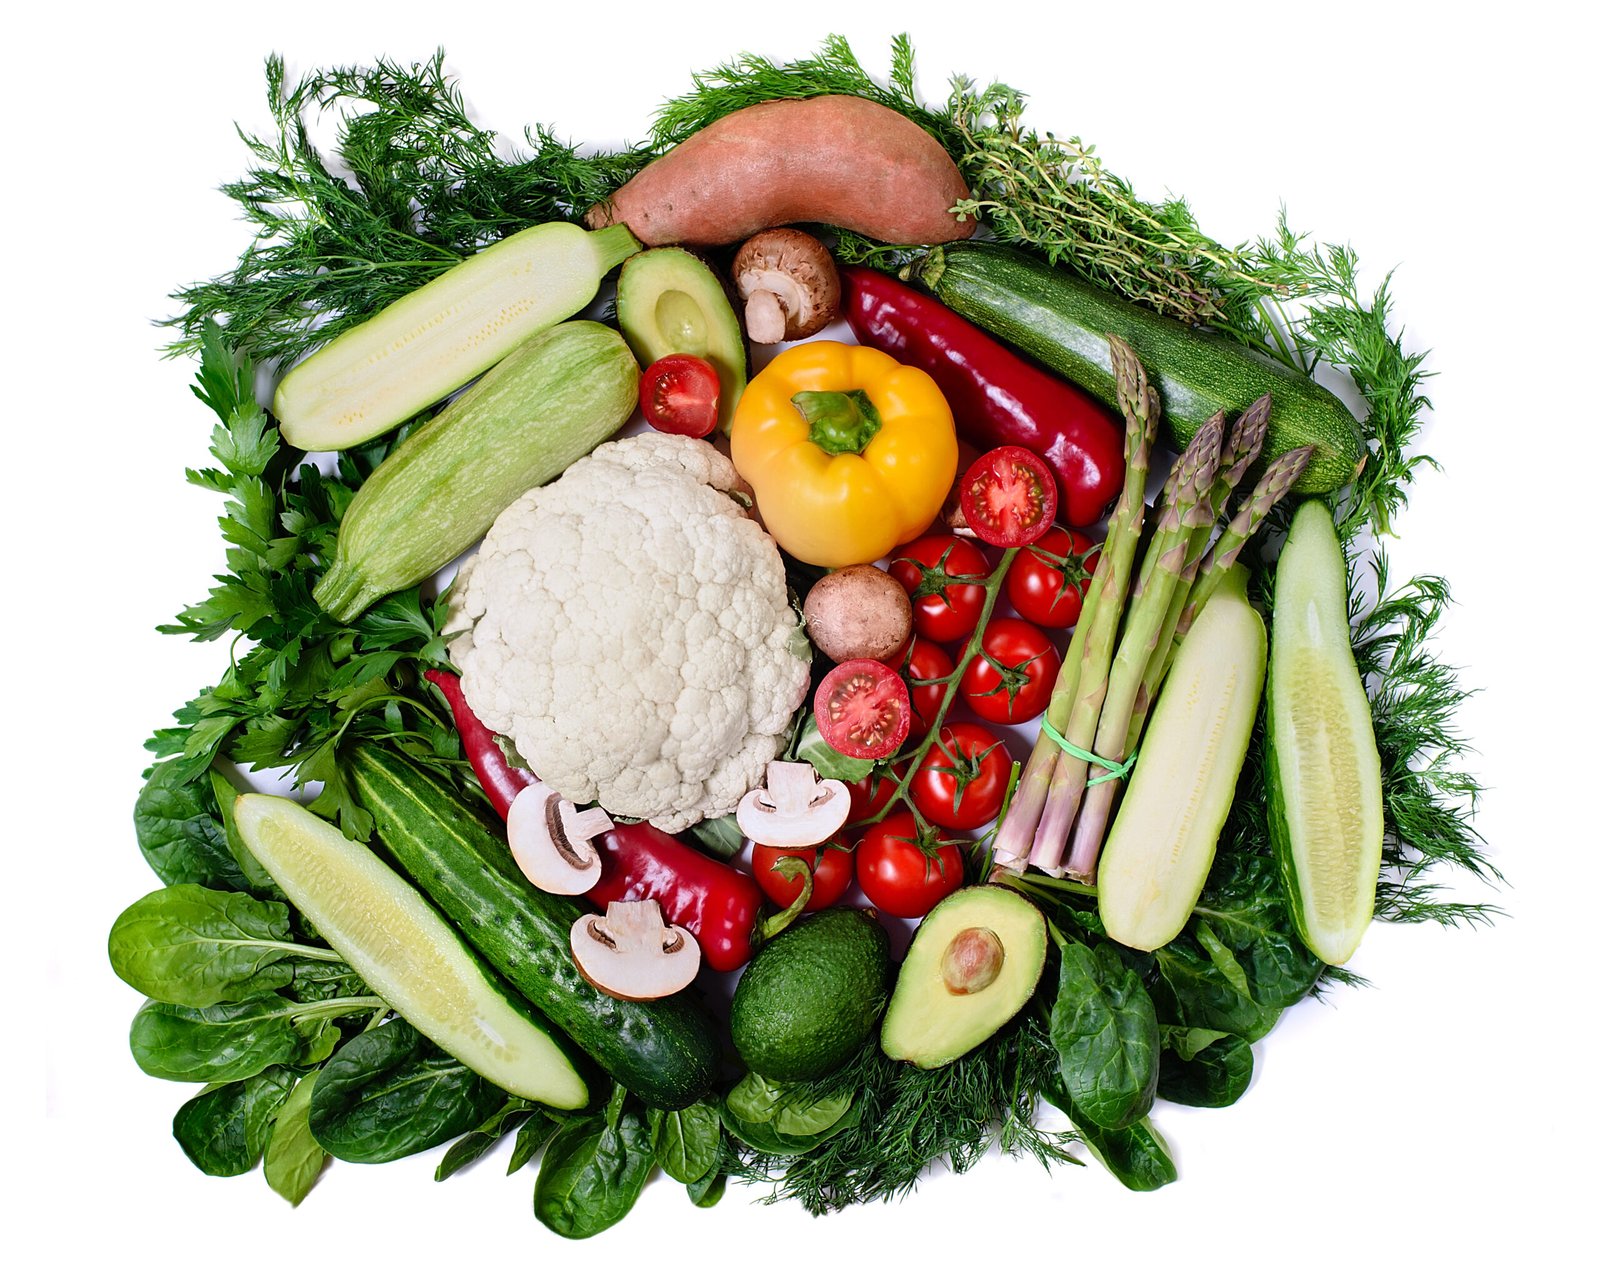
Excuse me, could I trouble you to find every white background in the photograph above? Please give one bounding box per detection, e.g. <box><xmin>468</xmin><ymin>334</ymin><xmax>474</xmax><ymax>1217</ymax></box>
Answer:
<box><xmin>17</xmin><ymin>2</ymin><xmax>1594</xmax><ymax>1275</ymax></box>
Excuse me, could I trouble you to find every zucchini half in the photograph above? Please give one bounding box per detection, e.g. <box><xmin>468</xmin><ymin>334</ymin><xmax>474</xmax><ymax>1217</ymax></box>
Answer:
<box><xmin>233</xmin><ymin>794</ymin><xmax>590</xmax><ymax>1110</ymax></box>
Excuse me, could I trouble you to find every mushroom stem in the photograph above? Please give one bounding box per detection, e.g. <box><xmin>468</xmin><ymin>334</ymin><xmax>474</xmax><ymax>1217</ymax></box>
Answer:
<box><xmin>745</xmin><ymin>290</ymin><xmax>789</xmax><ymax>344</ymax></box>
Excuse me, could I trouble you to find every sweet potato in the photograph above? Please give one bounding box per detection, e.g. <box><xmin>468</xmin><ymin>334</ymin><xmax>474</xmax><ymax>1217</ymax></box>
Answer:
<box><xmin>587</xmin><ymin>96</ymin><xmax>976</xmax><ymax>247</ymax></box>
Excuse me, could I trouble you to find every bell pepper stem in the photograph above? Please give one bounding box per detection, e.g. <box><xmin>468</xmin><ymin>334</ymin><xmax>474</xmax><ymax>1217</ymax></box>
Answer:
<box><xmin>791</xmin><ymin>389</ymin><xmax>883</xmax><ymax>455</ymax></box>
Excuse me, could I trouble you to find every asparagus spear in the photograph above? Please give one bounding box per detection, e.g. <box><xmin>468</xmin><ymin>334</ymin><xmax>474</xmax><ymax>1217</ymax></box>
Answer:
<box><xmin>1024</xmin><ymin>340</ymin><xmax>1160</xmax><ymax>875</ymax></box>
<box><xmin>1059</xmin><ymin>415</ymin><xmax>1224</xmax><ymax>881</ymax></box>
<box><xmin>993</xmin><ymin>336</ymin><xmax>1155</xmax><ymax>873</ymax></box>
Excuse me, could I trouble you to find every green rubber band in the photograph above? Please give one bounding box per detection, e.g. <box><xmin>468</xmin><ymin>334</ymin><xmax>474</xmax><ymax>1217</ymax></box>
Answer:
<box><xmin>1040</xmin><ymin>720</ymin><xmax>1137</xmax><ymax>784</ymax></box>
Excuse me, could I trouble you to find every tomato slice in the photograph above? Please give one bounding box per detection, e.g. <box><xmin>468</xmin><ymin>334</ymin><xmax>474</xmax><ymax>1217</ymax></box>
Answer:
<box><xmin>815</xmin><ymin>659</ymin><xmax>911</xmax><ymax>760</ymax></box>
<box><xmin>959</xmin><ymin>446</ymin><xmax>1059</xmax><ymax>548</ymax></box>
<box><xmin>640</xmin><ymin>354</ymin><xmax>720</xmax><ymax>438</ymax></box>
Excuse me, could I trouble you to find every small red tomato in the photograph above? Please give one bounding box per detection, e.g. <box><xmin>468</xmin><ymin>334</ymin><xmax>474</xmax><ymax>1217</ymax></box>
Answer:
<box><xmin>855</xmin><ymin>811</ymin><xmax>964</xmax><ymax>918</ymax></box>
<box><xmin>898</xmin><ymin>636</ymin><xmax>956</xmax><ymax>737</ymax></box>
<box><xmin>959</xmin><ymin>446</ymin><xmax>1059</xmax><ymax>548</ymax></box>
<box><xmin>639</xmin><ymin>354</ymin><xmax>720</xmax><ymax>437</ymax></box>
<box><xmin>845</xmin><ymin>774</ymin><xmax>898</xmax><ymax>825</ymax></box>
<box><xmin>959</xmin><ymin>617</ymin><xmax>1061</xmax><ymax>725</ymax></box>
<box><xmin>909</xmin><ymin>722</ymin><xmax>1013</xmax><ymax>830</ymax></box>
<box><xmin>815</xmin><ymin>659</ymin><xmax>911</xmax><ymax>760</ymax></box>
<box><xmin>887</xmin><ymin>534</ymin><xmax>990</xmax><ymax>644</ymax></box>
<box><xmin>752</xmin><ymin>841</ymin><xmax>854</xmax><ymax>913</ymax></box>
<box><xmin>1005</xmin><ymin>527</ymin><xmax>1100</xmax><ymax>630</ymax></box>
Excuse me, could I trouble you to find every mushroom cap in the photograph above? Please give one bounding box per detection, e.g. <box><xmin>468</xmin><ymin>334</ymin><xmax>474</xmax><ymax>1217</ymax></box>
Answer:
<box><xmin>506</xmin><ymin>783</ymin><xmax>611</xmax><ymax>895</ymax></box>
<box><xmin>803</xmin><ymin>564</ymin><xmax>914</xmax><ymax>664</ymax></box>
<box><xmin>733</xmin><ymin>228</ymin><xmax>841</xmax><ymax>342</ymax></box>
<box><xmin>736</xmin><ymin>760</ymin><xmax>851</xmax><ymax>848</ymax></box>
<box><xmin>570</xmin><ymin>900</ymin><xmax>701</xmax><ymax>1001</ymax></box>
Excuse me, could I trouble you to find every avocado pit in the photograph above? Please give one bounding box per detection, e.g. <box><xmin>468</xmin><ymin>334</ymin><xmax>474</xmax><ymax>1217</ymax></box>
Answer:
<box><xmin>941</xmin><ymin>926</ymin><xmax>1005</xmax><ymax>995</ymax></box>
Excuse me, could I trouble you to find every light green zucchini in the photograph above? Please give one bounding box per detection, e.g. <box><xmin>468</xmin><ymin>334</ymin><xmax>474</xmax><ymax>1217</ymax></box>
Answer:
<box><xmin>313</xmin><ymin>319</ymin><xmax>638</xmax><ymax>620</ymax></box>
<box><xmin>232</xmin><ymin>794</ymin><xmax>590</xmax><ymax>1110</ymax></box>
<box><xmin>1098</xmin><ymin>566</ymin><xmax>1267</xmax><ymax>951</ymax></box>
<box><xmin>1265</xmin><ymin>501</ymin><xmax>1383</xmax><ymax>965</ymax></box>
<box><xmin>273</xmin><ymin>221</ymin><xmax>639</xmax><ymax>450</ymax></box>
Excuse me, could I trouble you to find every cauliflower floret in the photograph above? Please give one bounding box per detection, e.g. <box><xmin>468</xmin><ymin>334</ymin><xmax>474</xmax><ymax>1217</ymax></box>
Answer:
<box><xmin>448</xmin><ymin>434</ymin><xmax>811</xmax><ymax>832</ymax></box>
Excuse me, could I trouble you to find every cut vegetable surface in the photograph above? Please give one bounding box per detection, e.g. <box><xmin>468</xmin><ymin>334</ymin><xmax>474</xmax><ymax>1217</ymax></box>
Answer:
<box><xmin>1266</xmin><ymin>501</ymin><xmax>1384</xmax><ymax>965</ymax></box>
<box><xmin>231</xmin><ymin>794</ymin><xmax>590</xmax><ymax>1110</ymax></box>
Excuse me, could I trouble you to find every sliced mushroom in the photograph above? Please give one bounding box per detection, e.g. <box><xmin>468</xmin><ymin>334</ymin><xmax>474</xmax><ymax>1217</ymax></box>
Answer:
<box><xmin>732</xmin><ymin>229</ymin><xmax>841</xmax><ymax>344</ymax></box>
<box><xmin>570</xmin><ymin>900</ymin><xmax>701</xmax><ymax>1001</ymax></box>
<box><xmin>506</xmin><ymin>782</ymin><xmax>613</xmax><ymax>895</ymax></box>
<box><xmin>736</xmin><ymin>761</ymin><xmax>851</xmax><ymax>848</ymax></box>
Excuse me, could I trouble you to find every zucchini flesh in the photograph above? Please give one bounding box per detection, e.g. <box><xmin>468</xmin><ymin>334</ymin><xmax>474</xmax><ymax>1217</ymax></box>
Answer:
<box><xmin>348</xmin><ymin>746</ymin><xmax>719</xmax><ymax>1111</ymax></box>
<box><xmin>1266</xmin><ymin>501</ymin><xmax>1383</xmax><ymax>964</ymax></box>
<box><xmin>273</xmin><ymin>222</ymin><xmax>640</xmax><ymax>450</ymax></box>
<box><xmin>313</xmin><ymin>320</ymin><xmax>638</xmax><ymax>621</ymax></box>
<box><xmin>231</xmin><ymin>794</ymin><xmax>589</xmax><ymax>1110</ymax></box>
<box><xmin>921</xmin><ymin>242</ymin><xmax>1367</xmax><ymax>495</ymax></box>
<box><xmin>1098</xmin><ymin>566</ymin><xmax>1267</xmax><ymax>951</ymax></box>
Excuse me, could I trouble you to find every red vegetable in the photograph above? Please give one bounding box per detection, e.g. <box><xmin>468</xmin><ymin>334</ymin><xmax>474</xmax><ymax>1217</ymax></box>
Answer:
<box><xmin>960</xmin><ymin>618</ymin><xmax>1061</xmax><ymax>725</ymax></box>
<box><xmin>856</xmin><ymin>811</ymin><xmax>963</xmax><ymax>918</ymax></box>
<box><xmin>898</xmin><ymin>636</ymin><xmax>956</xmax><ymax>737</ymax></box>
<box><xmin>842</xmin><ymin>266</ymin><xmax>1124</xmax><ymax>527</ymax></box>
<box><xmin>1005</xmin><ymin>527</ymin><xmax>1099</xmax><ymax>629</ymax></box>
<box><xmin>424</xmin><ymin>670</ymin><xmax>535</xmax><ymax>819</ymax></box>
<box><xmin>888</xmin><ymin>533</ymin><xmax>990</xmax><ymax>644</ymax></box>
<box><xmin>909</xmin><ymin>722</ymin><xmax>1013</xmax><ymax>830</ymax></box>
<box><xmin>640</xmin><ymin>354</ymin><xmax>720</xmax><ymax>437</ymax></box>
<box><xmin>814</xmin><ymin>659</ymin><xmax>912</xmax><ymax>760</ymax></box>
<box><xmin>752</xmin><ymin>840</ymin><xmax>854</xmax><ymax>913</ymax></box>
<box><xmin>959</xmin><ymin>446</ymin><xmax>1058</xmax><ymax>548</ymax></box>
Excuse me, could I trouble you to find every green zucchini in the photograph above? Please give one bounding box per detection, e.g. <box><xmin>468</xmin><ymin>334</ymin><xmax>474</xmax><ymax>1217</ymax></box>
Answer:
<box><xmin>1097</xmin><ymin>566</ymin><xmax>1267</xmax><ymax>951</ymax></box>
<box><xmin>919</xmin><ymin>243</ymin><xmax>1367</xmax><ymax>495</ymax></box>
<box><xmin>1266</xmin><ymin>501</ymin><xmax>1383</xmax><ymax>964</ymax></box>
<box><xmin>313</xmin><ymin>320</ymin><xmax>638</xmax><ymax>621</ymax></box>
<box><xmin>231</xmin><ymin>794</ymin><xmax>590</xmax><ymax>1110</ymax></box>
<box><xmin>274</xmin><ymin>221</ymin><xmax>640</xmax><ymax>451</ymax></box>
<box><xmin>347</xmin><ymin>746</ymin><xmax>719</xmax><ymax>1111</ymax></box>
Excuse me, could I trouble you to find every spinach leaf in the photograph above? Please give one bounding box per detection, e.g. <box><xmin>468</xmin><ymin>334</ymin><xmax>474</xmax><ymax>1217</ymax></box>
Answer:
<box><xmin>647</xmin><ymin>1100</ymin><xmax>721</xmax><ymax>1184</ymax></box>
<box><xmin>109</xmin><ymin>884</ymin><xmax>315</xmax><ymax>1006</ymax></box>
<box><xmin>533</xmin><ymin>1106</ymin><xmax>655</xmax><ymax>1239</ymax></box>
<box><xmin>1044</xmin><ymin>1080</ymin><xmax>1176</xmax><ymax>1192</ymax></box>
<box><xmin>1153</xmin><ymin>930</ymin><xmax>1278</xmax><ymax>1042</ymax></box>
<box><xmin>1050</xmin><ymin>942</ymin><xmax>1160</xmax><ymax>1131</ymax></box>
<box><xmin>722</xmin><ymin>1072</ymin><xmax>861</xmax><ymax>1156</ymax></box>
<box><xmin>264</xmin><ymin>1070</ymin><xmax>326</xmax><ymax>1206</ymax></box>
<box><xmin>209</xmin><ymin>768</ymin><xmax>278</xmax><ymax>892</ymax></box>
<box><xmin>687</xmin><ymin>814</ymin><xmax>746</xmax><ymax>861</ymax></box>
<box><xmin>308</xmin><ymin>1019</ymin><xmax>505</xmax><ymax>1164</ymax></box>
<box><xmin>171</xmin><ymin>1067</ymin><xmax>296</xmax><ymax>1176</ymax></box>
<box><xmin>1195</xmin><ymin>855</ymin><xmax>1324</xmax><ymax>1008</ymax></box>
<box><xmin>687</xmin><ymin>1166</ymin><xmax>726</xmax><ymax>1208</ymax></box>
<box><xmin>130</xmin><ymin>996</ymin><xmax>313</xmax><ymax>1083</ymax></box>
<box><xmin>1158</xmin><ymin>1034</ymin><xmax>1254</xmax><ymax>1108</ymax></box>
<box><xmin>134</xmin><ymin>758</ymin><xmax>249</xmax><ymax>890</ymax></box>
<box><xmin>434</xmin><ymin>1099</ymin><xmax>536</xmax><ymax>1181</ymax></box>
<box><xmin>507</xmin><ymin>1110</ymin><xmax>560</xmax><ymax>1176</ymax></box>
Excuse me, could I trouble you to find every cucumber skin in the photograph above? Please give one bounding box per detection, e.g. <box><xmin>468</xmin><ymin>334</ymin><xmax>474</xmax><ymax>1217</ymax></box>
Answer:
<box><xmin>314</xmin><ymin>320</ymin><xmax>638</xmax><ymax>621</ymax></box>
<box><xmin>922</xmin><ymin>243</ymin><xmax>1366</xmax><ymax>495</ymax></box>
<box><xmin>349</xmin><ymin>746</ymin><xmax>718</xmax><ymax>1111</ymax></box>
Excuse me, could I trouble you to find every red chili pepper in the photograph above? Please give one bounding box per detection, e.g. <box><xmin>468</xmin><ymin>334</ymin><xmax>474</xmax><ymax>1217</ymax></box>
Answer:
<box><xmin>426</xmin><ymin>668</ymin><xmax>804</xmax><ymax>971</ymax></box>
<box><xmin>842</xmin><ymin>265</ymin><xmax>1125</xmax><ymax>528</ymax></box>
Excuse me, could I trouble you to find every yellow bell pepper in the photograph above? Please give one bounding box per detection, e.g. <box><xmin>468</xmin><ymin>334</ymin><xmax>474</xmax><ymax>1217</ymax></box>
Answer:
<box><xmin>729</xmin><ymin>341</ymin><xmax>957</xmax><ymax>567</ymax></box>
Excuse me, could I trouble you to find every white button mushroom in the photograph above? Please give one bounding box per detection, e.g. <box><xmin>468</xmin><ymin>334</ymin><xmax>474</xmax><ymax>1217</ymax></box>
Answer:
<box><xmin>735</xmin><ymin>760</ymin><xmax>851</xmax><ymax>848</ymax></box>
<box><xmin>506</xmin><ymin>782</ymin><xmax>614</xmax><ymax>895</ymax></box>
<box><xmin>569</xmin><ymin>900</ymin><xmax>701</xmax><ymax>1001</ymax></box>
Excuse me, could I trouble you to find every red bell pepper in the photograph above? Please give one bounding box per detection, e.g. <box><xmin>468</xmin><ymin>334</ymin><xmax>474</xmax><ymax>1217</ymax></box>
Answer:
<box><xmin>842</xmin><ymin>265</ymin><xmax>1125</xmax><ymax>528</ymax></box>
<box><xmin>425</xmin><ymin>669</ymin><xmax>805</xmax><ymax>971</ymax></box>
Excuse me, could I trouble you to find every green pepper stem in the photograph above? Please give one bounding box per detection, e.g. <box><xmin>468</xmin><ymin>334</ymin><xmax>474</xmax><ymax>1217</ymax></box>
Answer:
<box><xmin>792</xmin><ymin>389</ymin><xmax>883</xmax><ymax>455</ymax></box>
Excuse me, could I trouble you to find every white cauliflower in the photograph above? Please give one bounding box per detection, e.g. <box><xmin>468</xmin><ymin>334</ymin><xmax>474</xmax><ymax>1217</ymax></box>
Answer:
<box><xmin>448</xmin><ymin>434</ymin><xmax>811</xmax><ymax>832</ymax></box>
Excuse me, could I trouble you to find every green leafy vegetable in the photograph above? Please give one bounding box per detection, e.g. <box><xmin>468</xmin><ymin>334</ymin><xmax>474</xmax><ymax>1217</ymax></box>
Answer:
<box><xmin>130</xmin><ymin>994</ymin><xmax>364</xmax><ymax>1083</ymax></box>
<box><xmin>723</xmin><ymin>1074</ymin><xmax>860</xmax><ymax>1157</ymax></box>
<box><xmin>506</xmin><ymin>1111</ymin><xmax>561</xmax><ymax>1176</ymax></box>
<box><xmin>533</xmin><ymin>1093</ymin><xmax>655</xmax><ymax>1239</ymax></box>
<box><xmin>648</xmin><ymin>1101</ymin><xmax>722</xmax><ymax>1184</ymax></box>
<box><xmin>1050</xmin><ymin>942</ymin><xmax>1159</xmax><ymax>1131</ymax></box>
<box><xmin>134</xmin><ymin>759</ymin><xmax>250</xmax><ymax>890</ymax></box>
<box><xmin>435</xmin><ymin>1099</ymin><xmax>538</xmax><ymax>1181</ymax></box>
<box><xmin>171</xmin><ymin>1067</ymin><xmax>296</xmax><ymax>1177</ymax></box>
<box><xmin>1044</xmin><ymin>1080</ymin><xmax>1177</xmax><ymax>1192</ymax></box>
<box><xmin>264</xmin><ymin>1071</ymin><xmax>326</xmax><ymax>1205</ymax></box>
<box><xmin>1158</xmin><ymin>1033</ymin><xmax>1254</xmax><ymax>1108</ymax></box>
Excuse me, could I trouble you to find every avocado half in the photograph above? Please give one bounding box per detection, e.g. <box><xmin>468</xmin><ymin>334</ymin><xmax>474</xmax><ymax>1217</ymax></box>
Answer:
<box><xmin>615</xmin><ymin>247</ymin><xmax>748</xmax><ymax>432</ymax></box>
<box><xmin>880</xmin><ymin>886</ymin><xmax>1047</xmax><ymax>1069</ymax></box>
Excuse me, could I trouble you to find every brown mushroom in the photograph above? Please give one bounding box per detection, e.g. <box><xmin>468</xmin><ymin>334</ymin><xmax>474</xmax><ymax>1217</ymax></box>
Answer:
<box><xmin>736</xmin><ymin>761</ymin><xmax>851</xmax><ymax>848</ymax></box>
<box><xmin>506</xmin><ymin>782</ymin><xmax>614</xmax><ymax>896</ymax></box>
<box><xmin>569</xmin><ymin>900</ymin><xmax>701</xmax><ymax>1001</ymax></box>
<box><xmin>804</xmin><ymin>564</ymin><xmax>913</xmax><ymax>664</ymax></box>
<box><xmin>732</xmin><ymin>229</ymin><xmax>841</xmax><ymax>344</ymax></box>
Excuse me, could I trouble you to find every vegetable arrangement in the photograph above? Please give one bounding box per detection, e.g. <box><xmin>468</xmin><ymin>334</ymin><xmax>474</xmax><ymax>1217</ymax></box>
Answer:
<box><xmin>116</xmin><ymin>37</ymin><xmax>1497</xmax><ymax>1229</ymax></box>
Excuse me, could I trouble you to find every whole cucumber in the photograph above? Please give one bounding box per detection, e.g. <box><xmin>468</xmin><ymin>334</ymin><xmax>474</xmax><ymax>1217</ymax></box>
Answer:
<box><xmin>919</xmin><ymin>243</ymin><xmax>1367</xmax><ymax>495</ymax></box>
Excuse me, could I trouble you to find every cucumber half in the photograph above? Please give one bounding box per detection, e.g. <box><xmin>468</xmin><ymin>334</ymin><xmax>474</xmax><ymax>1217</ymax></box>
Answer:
<box><xmin>233</xmin><ymin>795</ymin><xmax>589</xmax><ymax>1110</ymax></box>
<box><xmin>1265</xmin><ymin>501</ymin><xmax>1383</xmax><ymax>965</ymax></box>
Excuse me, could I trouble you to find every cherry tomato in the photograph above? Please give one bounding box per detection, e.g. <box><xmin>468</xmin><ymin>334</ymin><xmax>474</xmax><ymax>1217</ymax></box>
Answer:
<box><xmin>815</xmin><ymin>659</ymin><xmax>911</xmax><ymax>759</ymax></box>
<box><xmin>752</xmin><ymin>841</ymin><xmax>854</xmax><ymax>913</ymax></box>
<box><xmin>887</xmin><ymin>534</ymin><xmax>990</xmax><ymax>644</ymax></box>
<box><xmin>909</xmin><ymin>722</ymin><xmax>1013</xmax><ymax>830</ymax></box>
<box><xmin>845</xmin><ymin>774</ymin><xmax>898</xmax><ymax>825</ymax></box>
<box><xmin>898</xmin><ymin>636</ymin><xmax>956</xmax><ymax>737</ymax></box>
<box><xmin>1005</xmin><ymin>527</ymin><xmax>1100</xmax><ymax>630</ymax></box>
<box><xmin>639</xmin><ymin>354</ymin><xmax>720</xmax><ymax>438</ymax></box>
<box><xmin>959</xmin><ymin>446</ymin><xmax>1058</xmax><ymax>548</ymax></box>
<box><xmin>959</xmin><ymin>617</ymin><xmax>1061</xmax><ymax>725</ymax></box>
<box><xmin>855</xmin><ymin>811</ymin><xmax>964</xmax><ymax>918</ymax></box>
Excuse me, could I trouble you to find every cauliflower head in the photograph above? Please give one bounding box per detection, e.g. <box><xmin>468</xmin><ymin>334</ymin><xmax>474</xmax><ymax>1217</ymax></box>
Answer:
<box><xmin>448</xmin><ymin>434</ymin><xmax>811</xmax><ymax>832</ymax></box>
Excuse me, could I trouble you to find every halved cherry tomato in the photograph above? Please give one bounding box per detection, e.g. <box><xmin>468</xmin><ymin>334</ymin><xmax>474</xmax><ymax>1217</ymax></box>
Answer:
<box><xmin>959</xmin><ymin>446</ymin><xmax>1058</xmax><ymax>548</ymax></box>
<box><xmin>898</xmin><ymin>636</ymin><xmax>956</xmax><ymax>737</ymax></box>
<box><xmin>959</xmin><ymin>617</ymin><xmax>1061</xmax><ymax>725</ymax></box>
<box><xmin>640</xmin><ymin>354</ymin><xmax>720</xmax><ymax>438</ymax></box>
<box><xmin>855</xmin><ymin>811</ymin><xmax>963</xmax><ymax>918</ymax></box>
<box><xmin>909</xmin><ymin>722</ymin><xmax>1013</xmax><ymax>830</ymax></box>
<box><xmin>1005</xmin><ymin>527</ymin><xmax>1100</xmax><ymax>630</ymax></box>
<box><xmin>815</xmin><ymin>659</ymin><xmax>911</xmax><ymax>760</ymax></box>
<box><xmin>752</xmin><ymin>841</ymin><xmax>854</xmax><ymax>913</ymax></box>
<box><xmin>887</xmin><ymin>534</ymin><xmax>990</xmax><ymax>644</ymax></box>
